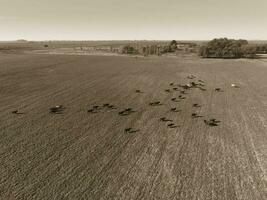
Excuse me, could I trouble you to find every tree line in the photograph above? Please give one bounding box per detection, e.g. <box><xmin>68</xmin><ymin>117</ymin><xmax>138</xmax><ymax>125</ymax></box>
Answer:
<box><xmin>121</xmin><ymin>40</ymin><xmax>179</xmax><ymax>55</ymax></box>
<box><xmin>199</xmin><ymin>38</ymin><xmax>267</xmax><ymax>59</ymax></box>
<box><xmin>121</xmin><ymin>38</ymin><xmax>267</xmax><ymax>58</ymax></box>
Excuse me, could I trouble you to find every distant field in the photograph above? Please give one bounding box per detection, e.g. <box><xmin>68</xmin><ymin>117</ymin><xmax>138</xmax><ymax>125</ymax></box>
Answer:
<box><xmin>0</xmin><ymin>40</ymin><xmax>170</xmax><ymax>51</ymax></box>
<box><xmin>0</xmin><ymin>53</ymin><xmax>266</xmax><ymax>199</ymax></box>
<box><xmin>0</xmin><ymin>40</ymin><xmax>203</xmax><ymax>53</ymax></box>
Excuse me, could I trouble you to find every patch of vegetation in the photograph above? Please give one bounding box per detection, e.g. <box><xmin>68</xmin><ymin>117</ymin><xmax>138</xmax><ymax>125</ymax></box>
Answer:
<box><xmin>121</xmin><ymin>40</ymin><xmax>198</xmax><ymax>56</ymax></box>
<box><xmin>162</xmin><ymin>40</ymin><xmax>178</xmax><ymax>53</ymax></box>
<box><xmin>121</xmin><ymin>45</ymin><xmax>138</xmax><ymax>54</ymax></box>
<box><xmin>255</xmin><ymin>44</ymin><xmax>267</xmax><ymax>54</ymax></box>
<box><xmin>199</xmin><ymin>38</ymin><xmax>257</xmax><ymax>59</ymax></box>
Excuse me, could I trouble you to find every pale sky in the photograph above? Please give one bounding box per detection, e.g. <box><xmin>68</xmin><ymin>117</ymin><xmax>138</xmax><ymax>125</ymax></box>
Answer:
<box><xmin>0</xmin><ymin>0</ymin><xmax>267</xmax><ymax>40</ymax></box>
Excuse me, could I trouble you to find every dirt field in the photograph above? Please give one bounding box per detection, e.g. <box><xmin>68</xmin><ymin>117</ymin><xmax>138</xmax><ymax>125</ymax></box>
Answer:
<box><xmin>0</xmin><ymin>52</ymin><xmax>266</xmax><ymax>199</ymax></box>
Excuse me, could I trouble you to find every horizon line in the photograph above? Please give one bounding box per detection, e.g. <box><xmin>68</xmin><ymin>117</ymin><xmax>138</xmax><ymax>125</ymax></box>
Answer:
<box><xmin>1</xmin><ymin>38</ymin><xmax>267</xmax><ymax>42</ymax></box>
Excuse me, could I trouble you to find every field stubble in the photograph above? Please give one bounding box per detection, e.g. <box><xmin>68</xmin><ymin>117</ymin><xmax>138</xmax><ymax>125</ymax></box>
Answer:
<box><xmin>0</xmin><ymin>53</ymin><xmax>266</xmax><ymax>199</ymax></box>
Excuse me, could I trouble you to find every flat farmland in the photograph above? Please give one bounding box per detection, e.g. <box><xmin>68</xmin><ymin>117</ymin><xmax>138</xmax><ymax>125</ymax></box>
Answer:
<box><xmin>0</xmin><ymin>53</ymin><xmax>266</xmax><ymax>200</ymax></box>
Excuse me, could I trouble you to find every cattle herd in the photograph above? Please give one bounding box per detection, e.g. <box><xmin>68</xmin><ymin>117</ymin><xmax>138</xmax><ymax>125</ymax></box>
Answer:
<box><xmin>11</xmin><ymin>74</ymin><xmax>239</xmax><ymax>132</ymax></box>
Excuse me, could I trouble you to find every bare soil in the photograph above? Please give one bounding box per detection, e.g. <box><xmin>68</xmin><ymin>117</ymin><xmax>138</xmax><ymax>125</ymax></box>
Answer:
<box><xmin>0</xmin><ymin>53</ymin><xmax>266</xmax><ymax>200</ymax></box>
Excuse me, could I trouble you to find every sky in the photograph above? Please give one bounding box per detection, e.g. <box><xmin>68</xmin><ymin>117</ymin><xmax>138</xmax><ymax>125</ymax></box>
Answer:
<box><xmin>0</xmin><ymin>0</ymin><xmax>267</xmax><ymax>41</ymax></box>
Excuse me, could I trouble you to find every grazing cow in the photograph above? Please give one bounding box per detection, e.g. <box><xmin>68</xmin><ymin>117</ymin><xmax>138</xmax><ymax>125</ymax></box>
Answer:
<box><xmin>165</xmin><ymin>89</ymin><xmax>171</xmax><ymax>93</ymax></box>
<box><xmin>160</xmin><ymin>117</ymin><xmax>166</xmax><ymax>121</ymax></box>
<box><xmin>204</xmin><ymin>119</ymin><xmax>220</xmax><ymax>126</ymax></box>
<box><xmin>11</xmin><ymin>110</ymin><xmax>19</xmax><ymax>114</ymax></box>
<box><xmin>191</xmin><ymin>113</ymin><xmax>197</xmax><ymax>117</ymax></box>
<box><xmin>170</xmin><ymin>107</ymin><xmax>181</xmax><ymax>112</ymax></box>
<box><xmin>107</xmin><ymin>105</ymin><xmax>116</xmax><ymax>109</ymax></box>
<box><xmin>160</xmin><ymin>117</ymin><xmax>173</xmax><ymax>122</ymax></box>
<box><xmin>170</xmin><ymin>107</ymin><xmax>177</xmax><ymax>111</ymax></box>
<box><xmin>167</xmin><ymin>123</ymin><xmax>175</xmax><ymax>127</ymax></box>
<box><xmin>167</xmin><ymin>123</ymin><xmax>178</xmax><ymax>128</ymax></box>
<box><xmin>119</xmin><ymin>108</ymin><xmax>135</xmax><ymax>116</ymax></box>
<box><xmin>183</xmin><ymin>85</ymin><xmax>191</xmax><ymax>89</ymax></box>
<box><xmin>125</xmin><ymin>128</ymin><xmax>140</xmax><ymax>133</ymax></box>
<box><xmin>50</xmin><ymin>106</ymin><xmax>64</xmax><ymax>114</ymax></box>
<box><xmin>125</xmin><ymin>128</ymin><xmax>132</xmax><ymax>132</ymax></box>
<box><xmin>210</xmin><ymin>118</ymin><xmax>221</xmax><ymax>123</ymax></box>
<box><xmin>119</xmin><ymin>111</ymin><xmax>130</xmax><ymax>116</ymax></box>
<box><xmin>118</xmin><ymin>111</ymin><xmax>125</xmax><ymax>115</ymax></box>
<box><xmin>50</xmin><ymin>105</ymin><xmax>64</xmax><ymax>113</ymax></box>
<box><xmin>149</xmin><ymin>101</ymin><xmax>162</xmax><ymax>106</ymax></box>
<box><xmin>135</xmin><ymin>90</ymin><xmax>141</xmax><ymax>93</ymax></box>
<box><xmin>215</xmin><ymin>88</ymin><xmax>221</xmax><ymax>92</ymax></box>
<box><xmin>231</xmin><ymin>83</ymin><xmax>239</xmax><ymax>88</ymax></box>
<box><xmin>191</xmin><ymin>113</ymin><xmax>202</xmax><ymax>118</ymax></box>
<box><xmin>204</xmin><ymin>120</ymin><xmax>218</xmax><ymax>126</ymax></box>
<box><xmin>191</xmin><ymin>82</ymin><xmax>197</xmax><ymax>87</ymax></box>
<box><xmin>193</xmin><ymin>103</ymin><xmax>201</xmax><ymax>108</ymax></box>
<box><xmin>11</xmin><ymin>110</ymin><xmax>24</xmax><ymax>114</ymax></box>
<box><xmin>178</xmin><ymin>95</ymin><xmax>186</xmax><ymax>99</ymax></box>
<box><xmin>187</xmin><ymin>75</ymin><xmax>196</xmax><ymax>79</ymax></box>
<box><xmin>87</xmin><ymin>109</ymin><xmax>94</xmax><ymax>113</ymax></box>
<box><xmin>198</xmin><ymin>87</ymin><xmax>207</xmax><ymax>91</ymax></box>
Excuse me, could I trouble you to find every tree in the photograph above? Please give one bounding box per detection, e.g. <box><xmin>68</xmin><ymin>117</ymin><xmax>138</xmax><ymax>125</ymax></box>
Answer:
<box><xmin>199</xmin><ymin>38</ymin><xmax>252</xmax><ymax>58</ymax></box>
<box><xmin>122</xmin><ymin>45</ymin><xmax>138</xmax><ymax>54</ymax></box>
<box><xmin>241</xmin><ymin>45</ymin><xmax>258</xmax><ymax>58</ymax></box>
<box><xmin>169</xmin><ymin>40</ymin><xmax>177</xmax><ymax>52</ymax></box>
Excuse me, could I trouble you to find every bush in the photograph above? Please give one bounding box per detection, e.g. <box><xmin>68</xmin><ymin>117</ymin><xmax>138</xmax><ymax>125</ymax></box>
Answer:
<box><xmin>121</xmin><ymin>45</ymin><xmax>138</xmax><ymax>54</ymax></box>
